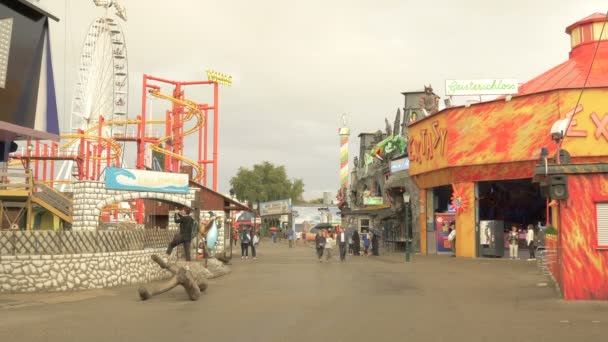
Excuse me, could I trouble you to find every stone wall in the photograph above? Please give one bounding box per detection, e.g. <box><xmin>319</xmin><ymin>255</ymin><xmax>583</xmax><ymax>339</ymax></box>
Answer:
<box><xmin>0</xmin><ymin>249</ymin><xmax>172</xmax><ymax>293</ymax></box>
<box><xmin>72</xmin><ymin>181</ymin><xmax>197</xmax><ymax>231</ymax></box>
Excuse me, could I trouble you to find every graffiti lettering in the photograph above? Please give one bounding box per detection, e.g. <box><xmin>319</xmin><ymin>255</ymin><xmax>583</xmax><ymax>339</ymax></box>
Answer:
<box><xmin>565</xmin><ymin>104</ymin><xmax>587</xmax><ymax>137</ymax></box>
<box><xmin>409</xmin><ymin>120</ymin><xmax>447</xmax><ymax>164</ymax></box>
<box><xmin>591</xmin><ymin>112</ymin><xmax>608</xmax><ymax>141</ymax></box>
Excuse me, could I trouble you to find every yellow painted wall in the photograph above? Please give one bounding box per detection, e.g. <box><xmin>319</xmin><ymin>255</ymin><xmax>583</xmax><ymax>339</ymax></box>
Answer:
<box><xmin>455</xmin><ymin>182</ymin><xmax>476</xmax><ymax>258</ymax></box>
<box><xmin>560</xmin><ymin>89</ymin><xmax>608</xmax><ymax>158</ymax></box>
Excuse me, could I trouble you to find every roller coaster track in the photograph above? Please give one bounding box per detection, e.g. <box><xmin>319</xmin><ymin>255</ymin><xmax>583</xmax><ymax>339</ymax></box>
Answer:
<box><xmin>10</xmin><ymin>92</ymin><xmax>205</xmax><ymax>182</ymax></box>
<box><xmin>146</xmin><ymin>90</ymin><xmax>205</xmax><ymax>181</ymax></box>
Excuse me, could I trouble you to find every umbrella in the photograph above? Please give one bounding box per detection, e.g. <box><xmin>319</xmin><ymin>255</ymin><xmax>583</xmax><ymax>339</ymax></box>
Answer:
<box><xmin>269</xmin><ymin>227</ymin><xmax>277</xmax><ymax>231</ymax></box>
<box><xmin>313</xmin><ymin>223</ymin><xmax>333</xmax><ymax>230</ymax></box>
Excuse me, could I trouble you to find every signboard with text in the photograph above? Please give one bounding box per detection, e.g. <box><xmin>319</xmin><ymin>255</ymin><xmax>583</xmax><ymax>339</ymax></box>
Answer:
<box><xmin>105</xmin><ymin>168</ymin><xmax>189</xmax><ymax>193</ymax></box>
<box><xmin>445</xmin><ymin>79</ymin><xmax>518</xmax><ymax>96</ymax></box>
<box><xmin>259</xmin><ymin>199</ymin><xmax>292</xmax><ymax>216</ymax></box>
<box><xmin>363</xmin><ymin>196</ymin><xmax>384</xmax><ymax>205</ymax></box>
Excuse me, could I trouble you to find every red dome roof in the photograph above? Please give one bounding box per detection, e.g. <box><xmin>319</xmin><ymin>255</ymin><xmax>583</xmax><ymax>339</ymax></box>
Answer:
<box><xmin>517</xmin><ymin>13</ymin><xmax>608</xmax><ymax>96</ymax></box>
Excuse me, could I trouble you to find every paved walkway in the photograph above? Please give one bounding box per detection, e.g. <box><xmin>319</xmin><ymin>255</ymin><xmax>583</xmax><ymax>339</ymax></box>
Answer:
<box><xmin>0</xmin><ymin>242</ymin><xmax>607</xmax><ymax>342</ymax></box>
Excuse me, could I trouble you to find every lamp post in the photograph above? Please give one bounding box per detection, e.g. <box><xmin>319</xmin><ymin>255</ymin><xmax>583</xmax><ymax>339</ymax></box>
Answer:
<box><xmin>403</xmin><ymin>192</ymin><xmax>411</xmax><ymax>262</ymax></box>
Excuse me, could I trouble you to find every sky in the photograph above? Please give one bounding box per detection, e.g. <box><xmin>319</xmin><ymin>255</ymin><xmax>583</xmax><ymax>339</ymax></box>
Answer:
<box><xmin>34</xmin><ymin>0</ymin><xmax>608</xmax><ymax>200</ymax></box>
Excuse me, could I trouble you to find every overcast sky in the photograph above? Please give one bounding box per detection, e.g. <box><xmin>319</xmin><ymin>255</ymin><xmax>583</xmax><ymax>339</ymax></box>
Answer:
<box><xmin>38</xmin><ymin>0</ymin><xmax>606</xmax><ymax>200</ymax></box>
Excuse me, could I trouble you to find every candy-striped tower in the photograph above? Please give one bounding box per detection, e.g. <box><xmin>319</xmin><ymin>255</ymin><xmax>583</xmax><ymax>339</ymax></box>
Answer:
<box><xmin>338</xmin><ymin>126</ymin><xmax>350</xmax><ymax>192</ymax></box>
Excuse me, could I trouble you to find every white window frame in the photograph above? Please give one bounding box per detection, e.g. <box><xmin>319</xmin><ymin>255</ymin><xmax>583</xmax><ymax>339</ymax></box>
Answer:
<box><xmin>595</xmin><ymin>202</ymin><xmax>608</xmax><ymax>249</ymax></box>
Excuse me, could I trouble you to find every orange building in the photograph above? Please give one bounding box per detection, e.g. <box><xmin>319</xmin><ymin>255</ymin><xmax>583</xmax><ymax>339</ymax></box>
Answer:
<box><xmin>408</xmin><ymin>13</ymin><xmax>608</xmax><ymax>300</ymax></box>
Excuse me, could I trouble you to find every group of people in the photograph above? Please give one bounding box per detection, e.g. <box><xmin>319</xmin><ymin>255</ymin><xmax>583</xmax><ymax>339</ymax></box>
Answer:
<box><xmin>314</xmin><ymin>228</ymin><xmax>379</xmax><ymax>263</ymax></box>
<box><xmin>232</xmin><ymin>227</ymin><xmax>260</xmax><ymax>259</ymax></box>
<box><xmin>508</xmin><ymin>224</ymin><xmax>536</xmax><ymax>260</ymax></box>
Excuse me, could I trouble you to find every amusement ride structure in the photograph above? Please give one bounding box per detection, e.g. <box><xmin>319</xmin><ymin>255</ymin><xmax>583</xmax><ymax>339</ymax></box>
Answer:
<box><xmin>4</xmin><ymin>0</ymin><xmax>231</xmax><ymax>228</ymax></box>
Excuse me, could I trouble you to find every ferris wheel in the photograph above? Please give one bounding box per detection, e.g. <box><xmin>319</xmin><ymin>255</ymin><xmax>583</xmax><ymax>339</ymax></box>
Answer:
<box><xmin>57</xmin><ymin>1</ymin><xmax>128</xmax><ymax>189</ymax></box>
<box><xmin>70</xmin><ymin>0</ymin><xmax>128</xmax><ymax>134</ymax></box>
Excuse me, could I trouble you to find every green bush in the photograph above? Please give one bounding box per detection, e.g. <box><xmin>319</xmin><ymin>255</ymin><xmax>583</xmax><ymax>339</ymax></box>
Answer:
<box><xmin>544</xmin><ymin>225</ymin><xmax>558</xmax><ymax>236</ymax></box>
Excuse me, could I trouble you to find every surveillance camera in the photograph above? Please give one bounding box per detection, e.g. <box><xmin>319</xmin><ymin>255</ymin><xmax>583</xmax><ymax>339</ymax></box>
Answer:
<box><xmin>550</xmin><ymin>118</ymin><xmax>569</xmax><ymax>141</ymax></box>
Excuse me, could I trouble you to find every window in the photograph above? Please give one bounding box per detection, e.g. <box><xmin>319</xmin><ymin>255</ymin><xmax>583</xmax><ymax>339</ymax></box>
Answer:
<box><xmin>360</xmin><ymin>219</ymin><xmax>370</xmax><ymax>233</ymax></box>
<box><xmin>595</xmin><ymin>203</ymin><xmax>608</xmax><ymax>248</ymax></box>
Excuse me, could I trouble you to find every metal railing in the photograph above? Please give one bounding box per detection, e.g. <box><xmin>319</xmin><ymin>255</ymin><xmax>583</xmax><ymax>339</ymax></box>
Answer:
<box><xmin>0</xmin><ymin>229</ymin><xmax>176</xmax><ymax>255</ymax></box>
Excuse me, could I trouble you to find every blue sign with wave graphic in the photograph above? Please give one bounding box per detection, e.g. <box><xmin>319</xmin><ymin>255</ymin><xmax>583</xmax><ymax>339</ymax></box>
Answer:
<box><xmin>105</xmin><ymin>168</ymin><xmax>189</xmax><ymax>193</ymax></box>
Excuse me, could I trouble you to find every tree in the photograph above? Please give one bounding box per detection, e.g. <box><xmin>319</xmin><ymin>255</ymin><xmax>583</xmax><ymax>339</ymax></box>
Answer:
<box><xmin>229</xmin><ymin>161</ymin><xmax>304</xmax><ymax>204</ymax></box>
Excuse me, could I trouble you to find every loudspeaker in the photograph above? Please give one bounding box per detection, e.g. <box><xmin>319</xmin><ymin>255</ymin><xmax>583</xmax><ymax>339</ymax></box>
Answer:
<box><xmin>549</xmin><ymin>175</ymin><xmax>568</xmax><ymax>200</ymax></box>
<box><xmin>0</xmin><ymin>141</ymin><xmax>18</xmax><ymax>161</ymax></box>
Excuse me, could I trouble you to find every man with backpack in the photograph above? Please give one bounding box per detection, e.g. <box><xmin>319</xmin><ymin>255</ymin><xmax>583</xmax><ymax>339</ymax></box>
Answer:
<box><xmin>166</xmin><ymin>207</ymin><xmax>196</xmax><ymax>261</ymax></box>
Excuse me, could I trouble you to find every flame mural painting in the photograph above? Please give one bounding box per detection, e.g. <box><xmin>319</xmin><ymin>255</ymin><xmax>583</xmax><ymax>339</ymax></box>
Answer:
<box><xmin>406</xmin><ymin>13</ymin><xmax>608</xmax><ymax>300</ymax></box>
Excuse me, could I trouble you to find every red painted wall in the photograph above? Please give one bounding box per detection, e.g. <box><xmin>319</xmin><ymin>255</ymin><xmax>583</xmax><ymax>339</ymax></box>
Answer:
<box><xmin>559</xmin><ymin>174</ymin><xmax>608</xmax><ymax>300</ymax></box>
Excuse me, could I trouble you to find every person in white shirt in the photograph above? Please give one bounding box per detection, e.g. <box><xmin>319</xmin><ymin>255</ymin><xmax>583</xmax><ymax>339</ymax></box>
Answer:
<box><xmin>338</xmin><ymin>227</ymin><xmax>347</xmax><ymax>261</ymax></box>
<box><xmin>324</xmin><ymin>232</ymin><xmax>334</xmax><ymax>262</ymax></box>
<box><xmin>526</xmin><ymin>224</ymin><xmax>535</xmax><ymax>260</ymax></box>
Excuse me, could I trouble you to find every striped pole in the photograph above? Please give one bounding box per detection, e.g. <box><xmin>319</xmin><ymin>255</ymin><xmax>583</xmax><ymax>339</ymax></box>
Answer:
<box><xmin>338</xmin><ymin>127</ymin><xmax>350</xmax><ymax>191</ymax></box>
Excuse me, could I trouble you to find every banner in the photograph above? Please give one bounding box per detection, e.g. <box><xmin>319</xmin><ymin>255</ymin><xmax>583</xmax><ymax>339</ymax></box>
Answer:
<box><xmin>445</xmin><ymin>79</ymin><xmax>518</xmax><ymax>96</ymax></box>
<box><xmin>105</xmin><ymin>167</ymin><xmax>189</xmax><ymax>193</ymax></box>
<box><xmin>363</xmin><ymin>196</ymin><xmax>384</xmax><ymax>205</ymax></box>
<box><xmin>259</xmin><ymin>199</ymin><xmax>291</xmax><ymax>216</ymax></box>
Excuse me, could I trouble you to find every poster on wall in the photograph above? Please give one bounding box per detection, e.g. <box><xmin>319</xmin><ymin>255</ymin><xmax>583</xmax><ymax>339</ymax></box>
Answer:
<box><xmin>435</xmin><ymin>214</ymin><xmax>455</xmax><ymax>253</ymax></box>
<box><xmin>479</xmin><ymin>220</ymin><xmax>494</xmax><ymax>246</ymax></box>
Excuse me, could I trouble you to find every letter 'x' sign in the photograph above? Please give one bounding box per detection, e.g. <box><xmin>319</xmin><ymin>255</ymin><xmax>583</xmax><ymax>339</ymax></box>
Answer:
<box><xmin>591</xmin><ymin>112</ymin><xmax>608</xmax><ymax>141</ymax></box>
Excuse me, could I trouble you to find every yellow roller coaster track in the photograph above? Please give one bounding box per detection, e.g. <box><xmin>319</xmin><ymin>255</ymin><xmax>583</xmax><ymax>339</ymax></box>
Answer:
<box><xmin>147</xmin><ymin>90</ymin><xmax>205</xmax><ymax>181</ymax></box>
<box><xmin>10</xmin><ymin>91</ymin><xmax>205</xmax><ymax>182</ymax></box>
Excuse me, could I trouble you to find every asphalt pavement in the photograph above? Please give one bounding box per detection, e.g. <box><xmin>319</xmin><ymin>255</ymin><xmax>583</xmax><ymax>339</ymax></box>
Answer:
<box><xmin>0</xmin><ymin>241</ymin><xmax>607</xmax><ymax>342</ymax></box>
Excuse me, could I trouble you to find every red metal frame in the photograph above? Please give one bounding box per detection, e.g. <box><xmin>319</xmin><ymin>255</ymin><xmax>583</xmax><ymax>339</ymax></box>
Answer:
<box><xmin>10</xmin><ymin>75</ymin><xmax>222</xmax><ymax>225</ymax></box>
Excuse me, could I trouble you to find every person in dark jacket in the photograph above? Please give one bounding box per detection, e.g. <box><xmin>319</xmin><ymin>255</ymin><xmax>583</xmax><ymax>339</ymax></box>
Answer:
<box><xmin>241</xmin><ymin>227</ymin><xmax>251</xmax><ymax>259</ymax></box>
<box><xmin>166</xmin><ymin>207</ymin><xmax>195</xmax><ymax>261</ymax></box>
<box><xmin>315</xmin><ymin>232</ymin><xmax>325</xmax><ymax>262</ymax></box>
<box><xmin>371</xmin><ymin>233</ymin><xmax>379</xmax><ymax>256</ymax></box>
<box><xmin>352</xmin><ymin>230</ymin><xmax>360</xmax><ymax>256</ymax></box>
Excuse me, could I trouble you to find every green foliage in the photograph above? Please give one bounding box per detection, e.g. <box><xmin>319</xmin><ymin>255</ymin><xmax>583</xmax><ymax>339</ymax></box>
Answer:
<box><xmin>544</xmin><ymin>225</ymin><xmax>558</xmax><ymax>236</ymax></box>
<box><xmin>308</xmin><ymin>198</ymin><xmax>324</xmax><ymax>204</ymax></box>
<box><xmin>229</xmin><ymin>161</ymin><xmax>305</xmax><ymax>204</ymax></box>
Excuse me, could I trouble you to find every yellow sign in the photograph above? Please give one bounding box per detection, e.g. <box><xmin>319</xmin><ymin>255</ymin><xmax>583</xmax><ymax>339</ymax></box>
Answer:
<box><xmin>206</xmin><ymin>70</ymin><xmax>232</xmax><ymax>86</ymax></box>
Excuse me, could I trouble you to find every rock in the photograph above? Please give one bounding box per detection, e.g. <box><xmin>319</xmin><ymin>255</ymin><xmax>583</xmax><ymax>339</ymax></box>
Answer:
<box><xmin>12</xmin><ymin>267</ymin><xmax>23</xmax><ymax>275</ymax></box>
<box><xmin>32</xmin><ymin>260</ymin><xmax>44</xmax><ymax>267</ymax></box>
<box><xmin>57</xmin><ymin>273</ymin><xmax>65</xmax><ymax>284</ymax></box>
<box><xmin>67</xmin><ymin>282</ymin><xmax>74</xmax><ymax>289</ymax></box>
<box><xmin>41</xmin><ymin>265</ymin><xmax>51</xmax><ymax>273</ymax></box>
<box><xmin>74</xmin><ymin>277</ymin><xmax>81</xmax><ymax>286</ymax></box>
<box><xmin>80</xmin><ymin>263</ymin><xmax>87</xmax><ymax>272</ymax></box>
<box><xmin>1</xmin><ymin>283</ymin><xmax>10</xmax><ymax>291</ymax></box>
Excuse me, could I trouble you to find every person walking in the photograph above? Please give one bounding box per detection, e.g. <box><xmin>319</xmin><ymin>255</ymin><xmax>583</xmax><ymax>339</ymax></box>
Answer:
<box><xmin>241</xmin><ymin>227</ymin><xmax>251</xmax><ymax>259</ymax></box>
<box><xmin>348</xmin><ymin>233</ymin><xmax>353</xmax><ymax>255</ymax></box>
<box><xmin>362</xmin><ymin>231</ymin><xmax>370</xmax><ymax>256</ymax></box>
<box><xmin>371</xmin><ymin>232</ymin><xmax>379</xmax><ymax>256</ymax></box>
<box><xmin>448</xmin><ymin>222</ymin><xmax>456</xmax><ymax>257</ymax></box>
<box><xmin>324</xmin><ymin>232</ymin><xmax>334</xmax><ymax>262</ymax></box>
<box><xmin>352</xmin><ymin>230</ymin><xmax>360</xmax><ymax>256</ymax></box>
<box><xmin>232</xmin><ymin>229</ymin><xmax>238</xmax><ymax>247</ymax></box>
<box><xmin>287</xmin><ymin>227</ymin><xmax>295</xmax><ymax>248</ymax></box>
<box><xmin>508</xmin><ymin>225</ymin><xmax>519</xmax><ymax>259</ymax></box>
<box><xmin>338</xmin><ymin>228</ymin><xmax>347</xmax><ymax>261</ymax></box>
<box><xmin>251</xmin><ymin>231</ymin><xmax>259</xmax><ymax>260</ymax></box>
<box><xmin>315</xmin><ymin>231</ymin><xmax>325</xmax><ymax>262</ymax></box>
<box><xmin>271</xmin><ymin>230</ymin><xmax>277</xmax><ymax>244</ymax></box>
<box><xmin>165</xmin><ymin>208</ymin><xmax>195</xmax><ymax>261</ymax></box>
<box><xmin>526</xmin><ymin>224</ymin><xmax>536</xmax><ymax>260</ymax></box>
